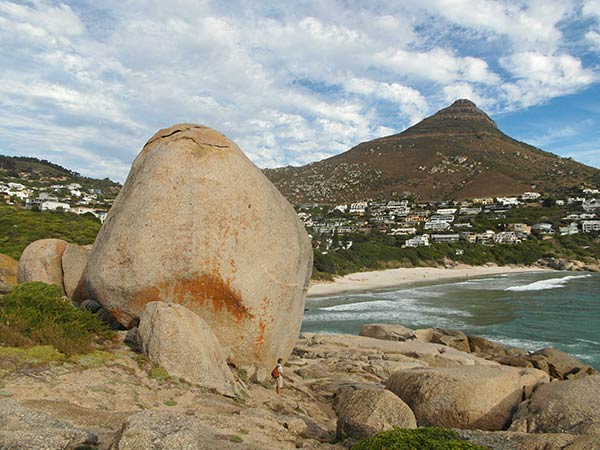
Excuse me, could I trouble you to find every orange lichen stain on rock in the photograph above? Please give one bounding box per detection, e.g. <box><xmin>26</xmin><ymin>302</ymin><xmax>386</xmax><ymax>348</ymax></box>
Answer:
<box><xmin>256</xmin><ymin>320</ymin><xmax>266</xmax><ymax>347</ymax></box>
<box><xmin>131</xmin><ymin>273</ymin><xmax>252</xmax><ymax>323</ymax></box>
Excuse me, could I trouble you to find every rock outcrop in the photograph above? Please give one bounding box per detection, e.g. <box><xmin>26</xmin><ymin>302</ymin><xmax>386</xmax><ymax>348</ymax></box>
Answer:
<box><xmin>531</xmin><ymin>348</ymin><xmax>597</xmax><ymax>380</ymax></box>
<box><xmin>335</xmin><ymin>388</ymin><xmax>416</xmax><ymax>440</ymax></box>
<box><xmin>0</xmin><ymin>399</ymin><xmax>98</xmax><ymax>450</ymax></box>
<box><xmin>456</xmin><ymin>430</ymin><xmax>600</xmax><ymax>450</ymax></box>
<box><xmin>0</xmin><ymin>253</ymin><xmax>18</xmax><ymax>293</ymax></box>
<box><xmin>16</xmin><ymin>239</ymin><xmax>67</xmax><ymax>292</ymax></box>
<box><xmin>82</xmin><ymin>124</ymin><xmax>312</xmax><ymax>370</ymax></box>
<box><xmin>359</xmin><ymin>323</ymin><xmax>416</xmax><ymax>341</ymax></box>
<box><xmin>510</xmin><ymin>375</ymin><xmax>600</xmax><ymax>435</ymax></box>
<box><xmin>111</xmin><ymin>410</ymin><xmax>261</xmax><ymax>450</ymax></box>
<box><xmin>386</xmin><ymin>365</ymin><xmax>548</xmax><ymax>430</ymax></box>
<box><xmin>138</xmin><ymin>302</ymin><xmax>236</xmax><ymax>395</ymax></box>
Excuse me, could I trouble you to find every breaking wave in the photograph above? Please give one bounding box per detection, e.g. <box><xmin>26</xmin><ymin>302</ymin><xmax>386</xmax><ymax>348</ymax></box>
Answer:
<box><xmin>504</xmin><ymin>275</ymin><xmax>591</xmax><ymax>292</ymax></box>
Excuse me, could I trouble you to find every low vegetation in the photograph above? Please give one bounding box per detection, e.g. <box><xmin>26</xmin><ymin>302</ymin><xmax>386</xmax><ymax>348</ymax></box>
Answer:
<box><xmin>0</xmin><ymin>203</ymin><xmax>101</xmax><ymax>259</ymax></box>
<box><xmin>352</xmin><ymin>427</ymin><xmax>487</xmax><ymax>450</ymax></box>
<box><xmin>313</xmin><ymin>230</ymin><xmax>600</xmax><ymax>279</ymax></box>
<box><xmin>0</xmin><ymin>282</ymin><xmax>113</xmax><ymax>355</ymax></box>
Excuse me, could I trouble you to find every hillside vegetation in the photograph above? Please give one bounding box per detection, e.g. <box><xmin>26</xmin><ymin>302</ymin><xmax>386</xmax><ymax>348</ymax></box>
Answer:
<box><xmin>0</xmin><ymin>204</ymin><xmax>100</xmax><ymax>259</ymax></box>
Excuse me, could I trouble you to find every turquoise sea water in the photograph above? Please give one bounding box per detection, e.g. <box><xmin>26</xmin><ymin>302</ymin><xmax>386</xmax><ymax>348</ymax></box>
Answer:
<box><xmin>302</xmin><ymin>271</ymin><xmax>600</xmax><ymax>369</ymax></box>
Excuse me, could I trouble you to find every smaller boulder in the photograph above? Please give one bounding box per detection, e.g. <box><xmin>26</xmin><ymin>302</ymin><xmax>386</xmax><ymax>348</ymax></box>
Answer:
<box><xmin>510</xmin><ymin>375</ymin><xmax>600</xmax><ymax>435</ymax></box>
<box><xmin>430</xmin><ymin>328</ymin><xmax>470</xmax><ymax>352</ymax></box>
<box><xmin>386</xmin><ymin>365</ymin><xmax>548</xmax><ymax>431</ymax></box>
<box><xmin>0</xmin><ymin>253</ymin><xmax>18</xmax><ymax>293</ymax></box>
<box><xmin>61</xmin><ymin>243</ymin><xmax>90</xmax><ymax>299</ymax></box>
<box><xmin>138</xmin><ymin>302</ymin><xmax>236</xmax><ymax>395</ymax></box>
<box><xmin>359</xmin><ymin>323</ymin><xmax>416</xmax><ymax>341</ymax></box>
<box><xmin>17</xmin><ymin>239</ymin><xmax>68</xmax><ymax>292</ymax></box>
<box><xmin>336</xmin><ymin>388</ymin><xmax>416</xmax><ymax>440</ymax></box>
<box><xmin>532</xmin><ymin>348</ymin><xmax>597</xmax><ymax>380</ymax></box>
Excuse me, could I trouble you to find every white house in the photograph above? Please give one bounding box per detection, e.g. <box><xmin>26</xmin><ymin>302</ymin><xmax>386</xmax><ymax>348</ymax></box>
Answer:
<box><xmin>521</xmin><ymin>192</ymin><xmax>541</xmax><ymax>201</ymax></box>
<box><xmin>497</xmin><ymin>197</ymin><xmax>520</xmax><ymax>206</ymax></box>
<box><xmin>405</xmin><ymin>235</ymin><xmax>430</xmax><ymax>247</ymax></box>
<box><xmin>436</xmin><ymin>208</ymin><xmax>457</xmax><ymax>215</ymax></box>
<box><xmin>389</xmin><ymin>227</ymin><xmax>417</xmax><ymax>236</ymax></box>
<box><xmin>582</xmin><ymin>220</ymin><xmax>600</xmax><ymax>233</ymax></box>
<box><xmin>424</xmin><ymin>221</ymin><xmax>451</xmax><ymax>231</ymax></box>
<box><xmin>41</xmin><ymin>201</ymin><xmax>71</xmax><ymax>211</ymax></box>
<box><xmin>494</xmin><ymin>232</ymin><xmax>520</xmax><ymax>244</ymax></box>
<box><xmin>559</xmin><ymin>223</ymin><xmax>579</xmax><ymax>236</ymax></box>
<box><xmin>431</xmin><ymin>234</ymin><xmax>460</xmax><ymax>244</ymax></box>
<box><xmin>532</xmin><ymin>223</ymin><xmax>554</xmax><ymax>234</ymax></box>
<box><xmin>349</xmin><ymin>202</ymin><xmax>368</xmax><ymax>214</ymax></box>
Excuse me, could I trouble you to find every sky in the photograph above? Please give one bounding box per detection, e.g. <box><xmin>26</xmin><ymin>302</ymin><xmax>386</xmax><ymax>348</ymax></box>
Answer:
<box><xmin>0</xmin><ymin>0</ymin><xmax>599</xmax><ymax>183</ymax></box>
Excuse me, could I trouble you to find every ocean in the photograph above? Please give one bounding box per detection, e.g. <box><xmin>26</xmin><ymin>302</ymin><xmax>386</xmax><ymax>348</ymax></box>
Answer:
<box><xmin>302</xmin><ymin>271</ymin><xmax>600</xmax><ymax>370</ymax></box>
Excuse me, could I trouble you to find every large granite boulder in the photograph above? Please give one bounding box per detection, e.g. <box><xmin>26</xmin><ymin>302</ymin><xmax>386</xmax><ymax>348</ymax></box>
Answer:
<box><xmin>61</xmin><ymin>243</ymin><xmax>90</xmax><ymax>299</ymax></box>
<box><xmin>138</xmin><ymin>302</ymin><xmax>236</xmax><ymax>395</ymax></box>
<box><xmin>17</xmin><ymin>239</ymin><xmax>67</xmax><ymax>293</ymax></box>
<box><xmin>82</xmin><ymin>124</ymin><xmax>312</xmax><ymax>370</ymax></box>
<box><xmin>0</xmin><ymin>253</ymin><xmax>18</xmax><ymax>292</ymax></box>
<box><xmin>510</xmin><ymin>375</ymin><xmax>600</xmax><ymax>435</ymax></box>
<box><xmin>359</xmin><ymin>323</ymin><xmax>416</xmax><ymax>341</ymax></box>
<box><xmin>386</xmin><ymin>365</ymin><xmax>548</xmax><ymax>430</ymax></box>
<box><xmin>0</xmin><ymin>399</ymin><xmax>97</xmax><ymax>450</ymax></box>
<box><xmin>336</xmin><ymin>388</ymin><xmax>416</xmax><ymax>440</ymax></box>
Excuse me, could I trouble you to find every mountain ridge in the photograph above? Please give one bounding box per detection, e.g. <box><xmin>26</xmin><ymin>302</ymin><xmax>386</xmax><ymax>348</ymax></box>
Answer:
<box><xmin>264</xmin><ymin>99</ymin><xmax>599</xmax><ymax>203</ymax></box>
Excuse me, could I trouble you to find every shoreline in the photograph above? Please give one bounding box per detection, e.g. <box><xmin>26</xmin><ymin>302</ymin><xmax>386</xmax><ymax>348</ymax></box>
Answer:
<box><xmin>307</xmin><ymin>264</ymin><xmax>549</xmax><ymax>298</ymax></box>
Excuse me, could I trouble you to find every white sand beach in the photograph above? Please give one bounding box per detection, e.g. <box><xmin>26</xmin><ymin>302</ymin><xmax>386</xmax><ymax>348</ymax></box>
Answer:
<box><xmin>308</xmin><ymin>264</ymin><xmax>547</xmax><ymax>297</ymax></box>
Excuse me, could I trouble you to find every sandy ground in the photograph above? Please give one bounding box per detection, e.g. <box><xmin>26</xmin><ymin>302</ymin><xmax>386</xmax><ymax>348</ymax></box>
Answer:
<box><xmin>308</xmin><ymin>264</ymin><xmax>547</xmax><ymax>297</ymax></box>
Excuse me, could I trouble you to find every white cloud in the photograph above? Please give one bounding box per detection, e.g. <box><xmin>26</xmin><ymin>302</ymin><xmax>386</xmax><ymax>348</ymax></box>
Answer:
<box><xmin>0</xmin><ymin>0</ymin><xmax>598</xmax><ymax>180</ymax></box>
<box><xmin>500</xmin><ymin>52</ymin><xmax>597</xmax><ymax>107</ymax></box>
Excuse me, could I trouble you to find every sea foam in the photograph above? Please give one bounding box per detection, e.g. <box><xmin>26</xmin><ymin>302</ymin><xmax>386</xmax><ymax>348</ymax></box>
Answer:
<box><xmin>504</xmin><ymin>274</ymin><xmax>591</xmax><ymax>292</ymax></box>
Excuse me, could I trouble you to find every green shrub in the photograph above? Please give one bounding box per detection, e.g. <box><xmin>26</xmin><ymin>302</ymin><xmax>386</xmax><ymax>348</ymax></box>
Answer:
<box><xmin>351</xmin><ymin>427</ymin><xmax>488</xmax><ymax>450</ymax></box>
<box><xmin>0</xmin><ymin>282</ymin><xmax>113</xmax><ymax>355</ymax></box>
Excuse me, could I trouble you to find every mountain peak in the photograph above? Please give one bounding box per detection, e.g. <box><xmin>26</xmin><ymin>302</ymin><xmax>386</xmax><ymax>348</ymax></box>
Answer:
<box><xmin>403</xmin><ymin>98</ymin><xmax>497</xmax><ymax>137</ymax></box>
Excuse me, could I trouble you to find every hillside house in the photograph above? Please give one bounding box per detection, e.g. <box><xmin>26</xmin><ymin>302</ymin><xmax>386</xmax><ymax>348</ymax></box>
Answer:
<box><xmin>559</xmin><ymin>223</ymin><xmax>579</xmax><ymax>236</ymax></box>
<box><xmin>582</xmin><ymin>220</ymin><xmax>600</xmax><ymax>233</ymax></box>
<box><xmin>436</xmin><ymin>208</ymin><xmax>457</xmax><ymax>215</ymax></box>
<box><xmin>507</xmin><ymin>223</ymin><xmax>532</xmax><ymax>235</ymax></box>
<box><xmin>532</xmin><ymin>223</ymin><xmax>554</xmax><ymax>234</ymax></box>
<box><xmin>494</xmin><ymin>232</ymin><xmax>520</xmax><ymax>244</ymax></box>
<box><xmin>430</xmin><ymin>214</ymin><xmax>455</xmax><ymax>223</ymax></box>
<box><xmin>459</xmin><ymin>207</ymin><xmax>482</xmax><ymax>215</ymax></box>
<box><xmin>350</xmin><ymin>202</ymin><xmax>367</xmax><ymax>214</ymax></box>
<box><xmin>497</xmin><ymin>197</ymin><xmax>520</xmax><ymax>206</ymax></box>
<box><xmin>472</xmin><ymin>197</ymin><xmax>494</xmax><ymax>205</ymax></box>
<box><xmin>431</xmin><ymin>234</ymin><xmax>460</xmax><ymax>244</ymax></box>
<box><xmin>459</xmin><ymin>232</ymin><xmax>477</xmax><ymax>243</ymax></box>
<box><xmin>405</xmin><ymin>235</ymin><xmax>430</xmax><ymax>247</ymax></box>
<box><xmin>521</xmin><ymin>192</ymin><xmax>541</xmax><ymax>201</ymax></box>
<box><xmin>424</xmin><ymin>221</ymin><xmax>451</xmax><ymax>231</ymax></box>
<box><xmin>477</xmin><ymin>230</ymin><xmax>496</xmax><ymax>245</ymax></box>
<box><xmin>41</xmin><ymin>201</ymin><xmax>71</xmax><ymax>211</ymax></box>
<box><xmin>389</xmin><ymin>227</ymin><xmax>417</xmax><ymax>236</ymax></box>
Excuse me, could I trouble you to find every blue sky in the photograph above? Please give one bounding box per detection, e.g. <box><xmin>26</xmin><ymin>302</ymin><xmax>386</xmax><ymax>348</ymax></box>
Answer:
<box><xmin>1</xmin><ymin>0</ymin><xmax>599</xmax><ymax>182</ymax></box>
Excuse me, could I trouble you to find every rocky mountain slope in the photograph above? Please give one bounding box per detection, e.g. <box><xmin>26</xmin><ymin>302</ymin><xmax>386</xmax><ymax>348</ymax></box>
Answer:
<box><xmin>264</xmin><ymin>99</ymin><xmax>600</xmax><ymax>203</ymax></box>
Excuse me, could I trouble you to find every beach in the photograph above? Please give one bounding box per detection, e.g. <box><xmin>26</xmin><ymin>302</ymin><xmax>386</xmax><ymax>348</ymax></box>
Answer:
<box><xmin>308</xmin><ymin>264</ymin><xmax>547</xmax><ymax>297</ymax></box>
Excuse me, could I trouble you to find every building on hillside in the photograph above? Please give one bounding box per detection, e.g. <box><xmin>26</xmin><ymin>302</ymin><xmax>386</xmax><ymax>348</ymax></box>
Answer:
<box><xmin>459</xmin><ymin>232</ymin><xmax>477</xmax><ymax>243</ymax></box>
<box><xmin>472</xmin><ymin>197</ymin><xmax>494</xmax><ymax>205</ymax></box>
<box><xmin>582</xmin><ymin>220</ymin><xmax>600</xmax><ymax>233</ymax></box>
<box><xmin>459</xmin><ymin>207</ymin><xmax>482</xmax><ymax>216</ymax></box>
<box><xmin>41</xmin><ymin>201</ymin><xmax>71</xmax><ymax>211</ymax></box>
<box><xmin>477</xmin><ymin>230</ymin><xmax>496</xmax><ymax>245</ymax></box>
<box><xmin>404</xmin><ymin>235</ymin><xmax>430</xmax><ymax>247</ymax></box>
<box><xmin>583</xmin><ymin>188</ymin><xmax>600</xmax><ymax>194</ymax></box>
<box><xmin>532</xmin><ymin>223</ymin><xmax>554</xmax><ymax>234</ymax></box>
<box><xmin>559</xmin><ymin>223</ymin><xmax>579</xmax><ymax>236</ymax></box>
<box><xmin>436</xmin><ymin>208</ymin><xmax>457</xmax><ymax>215</ymax></box>
<box><xmin>520</xmin><ymin>192</ymin><xmax>541</xmax><ymax>201</ymax></box>
<box><xmin>582</xmin><ymin>199</ymin><xmax>600</xmax><ymax>212</ymax></box>
<box><xmin>430</xmin><ymin>214</ymin><xmax>455</xmax><ymax>223</ymax></box>
<box><xmin>349</xmin><ymin>202</ymin><xmax>367</xmax><ymax>214</ymax></box>
<box><xmin>388</xmin><ymin>227</ymin><xmax>417</xmax><ymax>236</ymax></box>
<box><xmin>497</xmin><ymin>197</ymin><xmax>520</xmax><ymax>206</ymax></box>
<box><xmin>507</xmin><ymin>223</ymin><xmax>532</xmax><ymax>235</ymax></box>
<box><xmin>431</xmin><ymin>234</ymin><xmax>460</xmax><ymax>244</ymax></box>
<box><xmin>494</xmin><ymin>231</ymin><xmax>520</xmax><ymax>244</ymax></box>
<box><xmin>424</xmin><ymin>221</ymin><xmax>451</xmax><ymax>231</ymax></box>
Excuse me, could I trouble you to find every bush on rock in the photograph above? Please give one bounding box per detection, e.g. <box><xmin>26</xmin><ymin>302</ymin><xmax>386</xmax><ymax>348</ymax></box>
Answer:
<box><xmin>351</xmin><ymin>427</ymin><xmax>488</xmax><ymax>450</ymax></box>
<box><xmin>0</xmin><ymin>282</ymin><xmax>113</xmax><ymax>355</ymax></box>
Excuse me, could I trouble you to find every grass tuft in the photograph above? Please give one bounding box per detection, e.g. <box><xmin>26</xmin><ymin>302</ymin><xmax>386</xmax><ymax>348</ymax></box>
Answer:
<box><xmin>352</xmin><ymin>427</ymin><xmax>488</xmax><ymax>450</ymax></box>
